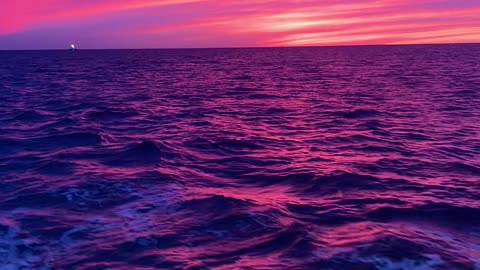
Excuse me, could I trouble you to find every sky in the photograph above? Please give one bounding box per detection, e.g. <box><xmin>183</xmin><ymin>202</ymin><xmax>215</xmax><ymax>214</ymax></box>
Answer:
<box><xmin>1</xmin><ymin>0</ymin><xmax>480</xmax><ymax>49</ymax></box>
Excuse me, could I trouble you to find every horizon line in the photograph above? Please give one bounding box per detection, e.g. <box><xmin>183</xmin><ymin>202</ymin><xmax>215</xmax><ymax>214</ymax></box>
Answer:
<box><xmin>0</xmin><ymin>42</ymin><xmax>479</xmax><ymax>51</ymax></box>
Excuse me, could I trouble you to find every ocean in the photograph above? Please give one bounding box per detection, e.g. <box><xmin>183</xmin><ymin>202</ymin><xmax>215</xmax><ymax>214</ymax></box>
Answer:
<box><xmin>0</xmin><ymin>44</ymin><xmax>479</xmax><ymax>269</ymax></box>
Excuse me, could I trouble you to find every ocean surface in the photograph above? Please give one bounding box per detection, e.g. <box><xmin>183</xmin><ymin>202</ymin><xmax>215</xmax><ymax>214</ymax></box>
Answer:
<box><xmin>0</xmin><ymin>45</ymin><xmax>479</xmax><ymax>270</ymax></box>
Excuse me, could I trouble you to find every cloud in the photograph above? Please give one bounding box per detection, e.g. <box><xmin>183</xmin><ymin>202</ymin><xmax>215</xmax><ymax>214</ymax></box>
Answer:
<box><xmin>1</xmin><ymin>0</ymin><xmax>479</xmax><ymax>48</ymax></box>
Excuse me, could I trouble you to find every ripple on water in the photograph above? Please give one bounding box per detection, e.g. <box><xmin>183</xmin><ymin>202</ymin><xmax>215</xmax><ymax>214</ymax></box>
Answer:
<box><xmin>0</xmin><ymin>46</ymin><xmax>479</xmax><ymax>269</ymax></box>
<box><xmin>101</xmin><ymin>140</ymin><xmax>177</xmax><ymax>167</ymax></box>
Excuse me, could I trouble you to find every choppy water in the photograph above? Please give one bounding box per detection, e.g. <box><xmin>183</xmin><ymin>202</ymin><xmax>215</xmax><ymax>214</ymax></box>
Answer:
<box><xmin>1</xmin><ymin>45</ymin><xmax>480</xmax><ymax>270</ymax></box>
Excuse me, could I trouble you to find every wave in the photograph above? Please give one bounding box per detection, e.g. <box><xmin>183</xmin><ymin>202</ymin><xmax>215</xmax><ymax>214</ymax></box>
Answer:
<box><xmin>200</xmin><ymin>222</ymin><xmax>309</xmax><ymax>259</ymax></box>
<box><xmin>34</xmin><ymin>160</ymin><xmax>76</xmax><ymax>176</ymax></box>
<box><xmin>180</xmin><ymin>195</ymin><xmax>254</xmax><ymax>214</ymax></box>
<box><xmin>101</xmin><ymin>140</ymin><xmax>175</xmax><ymax>167</ymax></box>
<box><xmin>86</xmin><ymin>109</ymin><xmax>136</xmax><ymax>121</ymax></box>
<box><xmin>1</xmin><ymin>46</ymin><xmax>479</xmax><ymax>269</ymax></box>
<box><xmin>335</xmin><ymin>109</ymin><xmax>381</xmax><ymax>119</ymax></box>
<box><xmin>25</xmin><ymin>131</ymin><xmax>104</xmax><ymax>152</ymax></box>
<box><xmin>287</xmin><ymin>203</ymin><xmax>365</xmax><ymax>225</ymax></box>
<box><xmin>367</xmin><ymin>202</ymin><xmax>480</xmax><ymax>226</ymax></box>
<box><xmin>241</xmin><ymin>172</ymin><xmax>317</xmax><ymax>187</ymax></box>
<box><xmin>445</xmin><ymin>162</ymin><xmax>480</xmax><ymax>175</ymax></box>
<box><xmin>304</xmin><ymin>171</ymin><xmax>387</xmax><ymax>194</ymax></box>
<box><xmin>13</xmin><ymin>110</ymin><xmax>53</xmax><ymax>122</ymax></box>
<box><xmin>186</xmin><ymin>137</ymin><xmax>265</xmax><ymax>153</ymax></box>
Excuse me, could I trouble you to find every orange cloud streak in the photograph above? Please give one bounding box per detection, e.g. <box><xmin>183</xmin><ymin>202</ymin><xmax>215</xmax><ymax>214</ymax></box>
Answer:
<box><xmin>1</xmin><ymin>0</ymin><xmax>479</xmax><ymax>48</ymax></box>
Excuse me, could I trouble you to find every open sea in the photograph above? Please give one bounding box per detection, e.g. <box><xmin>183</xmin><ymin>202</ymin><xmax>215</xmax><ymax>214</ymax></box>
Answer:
<box><xmin>0</xmin><ymin>44</ymin><xmax>479</xmax><ymax>270</ymax></box>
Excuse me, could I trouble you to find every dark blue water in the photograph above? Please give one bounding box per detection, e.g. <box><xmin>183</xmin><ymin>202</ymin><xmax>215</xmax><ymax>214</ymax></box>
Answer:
<box><xmin>1</xmin><ymin>45</ymin><xmax>479</xmax><ymax>270</ymax></box>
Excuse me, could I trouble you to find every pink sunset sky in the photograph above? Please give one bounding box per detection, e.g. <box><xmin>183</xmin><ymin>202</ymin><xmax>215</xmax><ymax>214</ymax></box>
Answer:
<box><xmin>1</xmin><ymin>0</ymin><xmax>480</xmax><ymax>49</ymax></box>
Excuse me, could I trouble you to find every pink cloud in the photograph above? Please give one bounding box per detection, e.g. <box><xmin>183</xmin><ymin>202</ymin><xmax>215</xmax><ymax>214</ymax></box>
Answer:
<box><xmin>1</xmin><ymin>0</ymin><xmax>479</xmax><ymax>48</ymax></box>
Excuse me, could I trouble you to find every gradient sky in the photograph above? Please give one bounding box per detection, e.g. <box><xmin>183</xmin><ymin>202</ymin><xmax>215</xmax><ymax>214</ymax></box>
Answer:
<box><xmin>1</xmin><ymin>0</ymin><xmax>480</xmax><ymax>49</ymax></box>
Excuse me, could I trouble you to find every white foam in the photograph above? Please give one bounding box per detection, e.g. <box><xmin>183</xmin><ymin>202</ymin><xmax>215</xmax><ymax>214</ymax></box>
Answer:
<box><xmin>0</xmin><ymin>265</ymin><xmax>19</xmax><ymax>270</ymax></box>
<box><xmin>371</xmin><ymin>254</ymin><xmax>444</xmax><ymax>270</ymax></box>
<box><xmin>0</xmin><ymin>224</ymin><xmax>45</xmax><ymax>269</ymax></box>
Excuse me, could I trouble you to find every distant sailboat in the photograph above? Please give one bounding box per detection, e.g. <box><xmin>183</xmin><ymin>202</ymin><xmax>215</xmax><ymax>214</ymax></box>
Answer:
<box><xmin>70</xmin><ymin>44</ymin><xmax>76</xmax><ymax>51</ymax></box>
